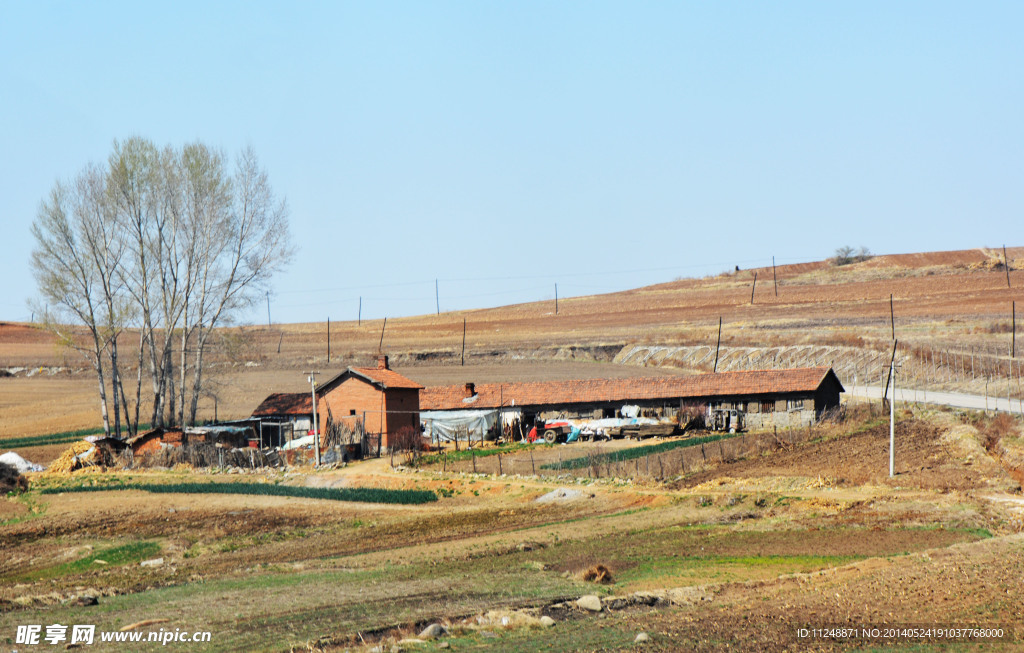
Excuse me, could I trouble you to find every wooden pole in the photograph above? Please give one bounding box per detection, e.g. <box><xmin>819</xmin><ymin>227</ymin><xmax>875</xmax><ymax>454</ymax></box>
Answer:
<box><xmin>750</xmin><ymin>272</ymin><xmax>757</xmax><ymax>304</ymax></box>
<box><xmin>461</xmin><ymin>318</ymin><xmax>467</xmax><ymax>366</ymax></box>
<box><xmin>713</xmin><ymin>317</ymin><xmax>722</xmax><ymax>373</ymax></box>
<box><xmin>379</xmin><ymin>318</ymin><xmax>387</xmax><ymax>352</ymax></box>
<box><xmin>890</xmin><ymin>294</ymin><xmax>895</xmax><ymax>340</ymax></box>
<box><xmin>1004</xmin><ymin>245</ymin><xmax>1011</xmax><ymax>288</ymax></box>
<box><xmin>327</xmin><ymin>317</ymin><xmax>330</xmax><ymax>362</ymax></box>
<box><xmin>883</xmin><ymin>339</ymin><xmax>898</xmax><ymax>406</ymax></box>
<box><xmin>1012</xmin><ymin>301</ymin><xmax>1016</xmax><ymax>358</ymax></box>
<box><xmin>772</xmin><ymin>256</ymin><xmax>778</xmax><ymax>296</ymax></box>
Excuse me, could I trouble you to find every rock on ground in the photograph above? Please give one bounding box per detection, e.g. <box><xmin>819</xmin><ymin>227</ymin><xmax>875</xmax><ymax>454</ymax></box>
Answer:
<box><xmin>576</xmin><ymin>595</ymin><xmax>603</xmax><ymax>612</ymax></box>
<box><xmin>418</xmin><ymin>623</ymin><xmax>448</xmax><ymax>640</ymax></box>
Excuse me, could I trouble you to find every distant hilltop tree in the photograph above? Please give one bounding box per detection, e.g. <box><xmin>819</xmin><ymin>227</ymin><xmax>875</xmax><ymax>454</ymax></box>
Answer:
<box><xmin>30</xmin><ymin>138</ymin><xmax>294</xmax><ymax>438</ymax></box>
<box><xmin>833</xmin><ymin>246</ymin><xmax>873</xmax><ymax>266</ymax></box>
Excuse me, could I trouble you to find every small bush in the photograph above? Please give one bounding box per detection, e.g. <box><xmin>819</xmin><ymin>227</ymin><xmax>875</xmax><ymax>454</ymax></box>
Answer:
<box><xmin>833</xmin><ymin>246</ymin><xmax>873</xmax><ymax>266</ymax></box>
<box><xmin>581</xmin><ymin>564</ymin><xmax>614</xmax><ymax>584</ymax></box>
<box><xmin>390</xmin><ymin>426</ymin><xmax>428</xmax><ymax>453</ymax></box>
<box><xmin>979</xmin><ymin>413</ymin><xmax>1020</xmax><ymax>453</ymax></box>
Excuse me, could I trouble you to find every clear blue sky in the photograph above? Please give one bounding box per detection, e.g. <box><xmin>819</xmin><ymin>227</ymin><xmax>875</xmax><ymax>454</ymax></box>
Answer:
<box><xmin>2</xmin><ymin>1</ymin><xmax>1021</xmax><ymax>325</ymax></box>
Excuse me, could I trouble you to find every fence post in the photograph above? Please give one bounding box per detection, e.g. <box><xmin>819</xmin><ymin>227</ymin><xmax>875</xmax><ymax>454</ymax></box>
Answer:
<box><xmin>498</xmin><ymin>452</ymin><xmax>502</xmax><ymax>475</ymax></box>
<box><xmin>530</xmin><ymin>448</ymin><xmax>536</xmax><ymax>475</ymax></box>
<box><xmin>472</xmin><ymin>450</ymin><xmax>477</xmax><ymax>473</ymax></box>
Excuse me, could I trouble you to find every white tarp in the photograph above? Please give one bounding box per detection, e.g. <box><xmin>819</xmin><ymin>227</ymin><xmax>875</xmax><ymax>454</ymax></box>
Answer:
<box><xmin>421</xmin><ymin>410</ymin><xmax>499</xmax><ymax>442</ymax></box>
<box><xmin>281</xmin><ymin>434</ymin><xmax>316</xmax><ymax>450</ymax></box>
<box><xmin>1</xmin><ymin>451</ymin><xmax>44</xmax><ymax>472</ymax></box>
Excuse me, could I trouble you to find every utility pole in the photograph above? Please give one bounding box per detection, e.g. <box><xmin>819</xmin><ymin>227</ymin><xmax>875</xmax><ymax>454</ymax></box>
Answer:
<box><xmin>358</xmin><ymin>297</ymin><xmax>362</xmax><ymax>327</ymax></box>
<box><xmin>1004</xmin><ymin>244</ymin><xmax>1011</xmax><ymax>288</ymax></box>
<box><xmin>327</xmin><ymin>318</ymin><xmax>330</xmax><ymax>362</ymax></box>
<box><xmin>772</xmin><ymin>256</ymin><xmax>778</xmax><ymax>296</ymax></box>
<box><xmin>555</xmin><ymin>283</ymin><xmax>559</xmax><ymax>315</ymax></box>
<box><xmin>890</xmin><ymin>294</ymin><xmax>895</xmax><ymax>340</ymax></box>
<box><xmin>305</xmin><ymin>371</ymin><xmax>321</xmax><ymax>466</ymax></box>
<box><xmin>750</xmin><ymin>272</ymin><xmax>757</xmax><ymax>304</ymax></box>
<box><xmin>435</xmin><ymin>279</ymin><xmax>440</xmax><ymax>315</ymax></box>
<box><xmin>461</xmin><ymin>318</ymin><xmax>467</xmax><ymax>366</ymax></box>
<box><xmin>889</xmin><ymin>361</ymin><xmax>900</xmax><ymax>478</ymax></box>
<box><xmin>713</xmin><ymin>317</ymin><xmax>722</xmax><ymax>373</ymax></box>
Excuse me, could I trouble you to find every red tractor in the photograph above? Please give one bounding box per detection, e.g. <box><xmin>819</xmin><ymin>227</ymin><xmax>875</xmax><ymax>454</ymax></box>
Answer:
<box><xmin>526</xmin><ymin>420</ymin><xmax>574</xmax><ymax>444</ymax></box>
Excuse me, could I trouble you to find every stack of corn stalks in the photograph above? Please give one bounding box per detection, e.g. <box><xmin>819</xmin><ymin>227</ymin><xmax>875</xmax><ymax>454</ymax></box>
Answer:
<box><xmin>47</xmin><ymin>441</ymin><xmax>98</xmax><ymax>474</ymax></box>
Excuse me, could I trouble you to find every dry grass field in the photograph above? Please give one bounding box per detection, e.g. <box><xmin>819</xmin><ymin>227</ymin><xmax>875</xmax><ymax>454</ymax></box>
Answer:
<box><xmin>2</xmin><ymin>248</ymin><xmax>1024</xmax><ymax>651</ymax></box>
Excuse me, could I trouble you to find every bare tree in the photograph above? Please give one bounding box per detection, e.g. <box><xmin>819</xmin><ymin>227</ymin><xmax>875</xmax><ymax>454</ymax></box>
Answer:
<box><xmin>31</xmin><ymin>165</ymin><xmax>131</xmax><ymax>437</ymax></box>
<box><xmin>182</xmin><ymin>146</ymin><xmax>292</xmax><ymax>425</ymax></box>
<box><xmin>32</xmin><ymin>139</ymin><xmax>293</xmax><ymax>435</ymax></box>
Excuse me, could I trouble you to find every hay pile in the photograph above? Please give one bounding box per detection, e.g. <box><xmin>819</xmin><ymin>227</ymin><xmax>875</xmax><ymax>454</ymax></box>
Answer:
<box><xmin>1</xmin><ymin>461</ymin><xmax>29</xmax><ymax>493</ymax></box>
<box><xmin>581</xmin><ymin>564</ymin><xmax>614</xmax><ymax>584</ymax></box>
<box><xmin>48</xmin><ymin>441</ymin><xmax>103</xmax><ymax>474</ymax></box>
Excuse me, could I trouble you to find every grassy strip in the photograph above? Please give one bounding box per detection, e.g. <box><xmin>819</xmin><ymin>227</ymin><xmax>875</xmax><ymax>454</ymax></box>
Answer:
<box><xmin>415</xmin><ymin>441</ymin><xmax>547</xmax><ymax>466</ymax></box>
<box><xmin>1</xmin><ymin>424</ymin><xmax>152</xmax><ymax>450</ymax></box>
<box><xmin>540</xmin><ymin>432</ymin><xmax>742</xmax><ymax>470</ymax></box>
<box><xmin>20</xmin><ymin>541</ymin><xmax>162</xmax><ymax>581</ymax></box>
<box><xmin>39</xmin><ymin>481</ymin><xmax>437</xmax><ymax>504</ymax></box>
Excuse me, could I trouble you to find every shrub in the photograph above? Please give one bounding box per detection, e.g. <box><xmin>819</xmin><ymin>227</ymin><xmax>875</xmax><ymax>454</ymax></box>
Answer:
<box><xmin>979</xmin><ymin>413</ymin><xmax>1019</xmax><ymax>453</ymax></box>
<box><xmin>390</xmin><ymin>426</ymin><xmax>428</xmax><ymax>453</ymax></box>
<box><xmin>833</xmin><ymin>246</ymin><xmax>873</xmax><ymax>266</ymax></box>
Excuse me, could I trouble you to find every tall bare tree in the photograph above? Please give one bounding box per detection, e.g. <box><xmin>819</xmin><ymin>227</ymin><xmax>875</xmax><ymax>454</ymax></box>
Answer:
<box><xmin>32</xmin><ymin>138</ymin><xmax>293</xmax><ymax>435</ymax></box>
<box><xmin>31</xmin><ymin>165</ymin><xmax>131</xmax><ymax>437</ymax></box>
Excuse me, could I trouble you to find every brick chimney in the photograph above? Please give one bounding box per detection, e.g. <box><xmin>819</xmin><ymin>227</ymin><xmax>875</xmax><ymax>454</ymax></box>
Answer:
<box><xmin>464</xmin><ymin>382</ymin><xmax>476</xmax><ymax>398</ymax></box>
<box><xmin>377</xmin><ymin>354</ymin><xmax>389</xmax><ymax>370</ymax></box>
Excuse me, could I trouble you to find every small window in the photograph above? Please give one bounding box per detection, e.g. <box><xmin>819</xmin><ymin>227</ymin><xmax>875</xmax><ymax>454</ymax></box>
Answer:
<box><xmin>349</xmin><ymin>409</ymin><xmax>356</xmax><ymax>416</ymax></box>
<box><xmin>787</xmin><ymin>398</ymin><xmax>805</xmax><ymax>411</ymax></box>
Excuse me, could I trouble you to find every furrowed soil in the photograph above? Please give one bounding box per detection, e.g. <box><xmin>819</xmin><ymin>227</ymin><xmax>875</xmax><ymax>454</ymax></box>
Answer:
<box><xmin>2</xmin><ymin>407</ymin><xmax>1024</xmax><ymax>652</ymax></box>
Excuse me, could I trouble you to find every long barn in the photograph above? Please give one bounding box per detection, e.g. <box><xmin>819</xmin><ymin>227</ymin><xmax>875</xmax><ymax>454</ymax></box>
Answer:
<box><xmin>420</xmin><ymin>367</ymin><xmax>844</xmax><ymax>436</ymax></box>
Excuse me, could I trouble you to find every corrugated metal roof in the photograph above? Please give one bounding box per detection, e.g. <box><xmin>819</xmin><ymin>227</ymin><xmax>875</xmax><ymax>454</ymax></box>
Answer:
<box><xmin>420</xmin><ymin>367</ymin><xmax>843</xmax><ymax>411</ymax></box>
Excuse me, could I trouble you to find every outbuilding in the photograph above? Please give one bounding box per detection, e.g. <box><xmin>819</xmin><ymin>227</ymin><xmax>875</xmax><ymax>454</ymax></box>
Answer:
<box><xmin>251</xmin><ymin>355</ymin><xmax>423</xmax><ymax>451</ymax></box>
<box><xmin>419</xmin><ymin>367</ymin><xmax>844</xmax><ymax>435</ymax></box>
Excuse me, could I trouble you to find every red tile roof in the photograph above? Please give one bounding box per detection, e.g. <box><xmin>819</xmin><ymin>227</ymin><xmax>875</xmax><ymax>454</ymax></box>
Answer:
<box><xmin>350</xmin><ymin>367</ymin><xmax>424</xmax><ymax>389</ymax></box>
<box><xmin>251</xmin><ymin>392</ymin><xmax>313</xmax><ymax>417</ymax></box>
<box><xmin>420</xmin><ymin>367</ymin><xmax>842</xmax><ymax>411</ymax></box>
<box><xmin>319</xmin><ymin>367</ymin><xmax>424</xmax><ymax>391</ymax></box>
